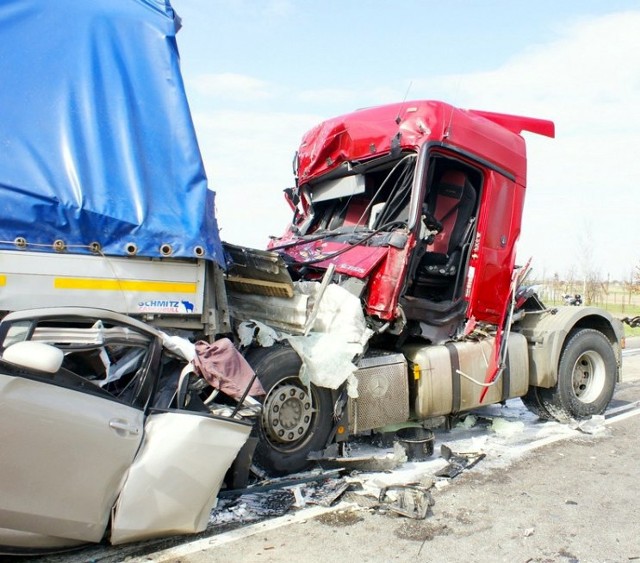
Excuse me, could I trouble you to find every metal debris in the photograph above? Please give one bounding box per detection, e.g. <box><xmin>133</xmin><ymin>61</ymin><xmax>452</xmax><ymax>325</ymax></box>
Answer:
<box><xmin>211</xmin><ymin>489</ymin><xmax>295</xmax><ymax>524</ymax></box>
<box><xmin>314</xmin><ymin>441</ymin><xmax>408</xmax><ymax>472</ymax></box>
<box><xmin>434</xmin><ymin>445</ymin><xmax>486</xmax><ymax>478</ymax></box>
<box><xmin>305</xmin><ymin>478</ymin><xmax>351</xmax><ymax>507</ymax></box>
<box><xmin>378</xmin><ymin>485</ymin><xmax>435</xmax><ymax>519</ymax></box>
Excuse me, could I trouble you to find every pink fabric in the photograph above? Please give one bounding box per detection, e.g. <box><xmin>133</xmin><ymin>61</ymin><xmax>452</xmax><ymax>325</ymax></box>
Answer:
<box><xmin>194</xmin><ymin>339</ymin><xmax>265</xmax><ymax>400</ymax></box>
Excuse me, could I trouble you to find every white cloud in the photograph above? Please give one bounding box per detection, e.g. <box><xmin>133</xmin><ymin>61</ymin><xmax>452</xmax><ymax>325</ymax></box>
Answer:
<box><xmin>410</xmin><ymin>11</ymin><xmax>640</xmax><ymax>279</ymax></box>
<box><xmin>189</xmin><ymin>73</ymin><xmax>274</xmax><ymax>101</ymax></box>
<box><xmin>264</xmin><ymin>0</ymin><xmax>293</xmax><ymax>18</ymax></box>
<box><xmin>188</xmin><ymin>10</ymin><xmax>640</xmax><ymax>280</ymax></box>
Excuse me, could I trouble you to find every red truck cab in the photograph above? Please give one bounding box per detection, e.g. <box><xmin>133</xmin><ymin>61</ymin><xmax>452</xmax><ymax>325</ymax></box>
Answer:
<box><xmin>269</xmin><ymin>100</ymin><xmax>555</xmax><ymax>344</ymax></box>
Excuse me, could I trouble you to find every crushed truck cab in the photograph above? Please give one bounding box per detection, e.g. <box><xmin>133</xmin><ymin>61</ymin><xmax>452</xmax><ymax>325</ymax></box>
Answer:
<box><xmin>227</xmin><ymin>100</ymin><xmax>623</xmax><ymax>474</ymax></box>
<box><xmin>270</xmin><ymin>101</ymin><xmax>555</xmax><ymax>336</ymax></box>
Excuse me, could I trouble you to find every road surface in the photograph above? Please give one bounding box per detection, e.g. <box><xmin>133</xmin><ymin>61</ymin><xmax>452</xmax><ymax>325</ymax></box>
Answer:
<box><xmin>18</xmin><ymin>339</ymin><xmax>640</xmax><ymax>563</ymax></box>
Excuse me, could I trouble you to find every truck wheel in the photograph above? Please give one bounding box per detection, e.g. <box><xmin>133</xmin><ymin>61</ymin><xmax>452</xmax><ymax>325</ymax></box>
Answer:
<box><xmin>539</xmin><ymin>328</ymin><xmax>616</xmax><ymax>422</ymax></box>
<box><xmin>521</xmin><ymin>386</ymin><xmax>554</xmax><ymax>420</ymax></box>
<box><xmin>245</xmin><ymin>345</ymin><xmax>334</xmax><ymax>475</ymax></box>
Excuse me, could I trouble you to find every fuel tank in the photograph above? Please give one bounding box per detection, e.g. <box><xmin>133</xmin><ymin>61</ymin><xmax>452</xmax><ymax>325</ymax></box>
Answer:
<box><xmin>402</xmin><ymin>333</ymin><xmax>529</xmax><ymax>418</ymax></box>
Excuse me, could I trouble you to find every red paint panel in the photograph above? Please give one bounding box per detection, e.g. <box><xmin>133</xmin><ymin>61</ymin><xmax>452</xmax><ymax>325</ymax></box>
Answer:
<box><xmin>365</xmin><ymin>241</ymin><xmax>415</xmax><ymax>320</ymax></box>
<box><xmin>466</xmin><ymin>170</ymin><xmax>524</xmax><ymax>324</ymax></box>
<box><xmin>283</xmin><ymin>242</ymin><xmax>388</xmax><ymax>279</ymax></box>
<box><xmin>296</xmin><ymin>100</ymin><xmax>550</xmax><ymax>188</ymax></box>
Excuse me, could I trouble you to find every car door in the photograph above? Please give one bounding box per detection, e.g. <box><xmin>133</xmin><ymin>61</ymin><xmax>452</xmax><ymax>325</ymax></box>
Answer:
<box><xmin>110</xmin><ymin>407</ymin><xmax>252</xmax><ymax>544</ymax></box>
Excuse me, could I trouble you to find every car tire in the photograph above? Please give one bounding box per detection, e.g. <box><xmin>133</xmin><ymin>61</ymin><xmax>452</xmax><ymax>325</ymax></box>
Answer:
<box><xmin>245</xmin><ymin>344</ymin><xmax>334</xmax><ymax>476</ymax></box>
<box><xmin>538</xmin><ymin>328</ymin><xmax>617</xmax><ymax>422</ymax></box>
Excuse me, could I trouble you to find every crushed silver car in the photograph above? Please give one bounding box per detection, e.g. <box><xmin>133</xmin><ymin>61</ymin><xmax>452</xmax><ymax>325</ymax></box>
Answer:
<box><xmin>0</xmin><ymin>307</ymin><xmax>257</xmax><ymax>551</ymax></box>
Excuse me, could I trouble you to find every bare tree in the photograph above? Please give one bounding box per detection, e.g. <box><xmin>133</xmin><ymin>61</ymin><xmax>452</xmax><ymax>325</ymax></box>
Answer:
<box><xmin>551</xmin><ymin>272</ymin><xmax>563</xmax><ymax>303</ymax></box>
<box><xmin>575</xmin><ymin>229</ymin><xmax>603</xmax><ymax>306</ymax></box>
<box><xmin>564</xmin><ymin>265</ymin><xmax>577</xmax><ymax>296</ymax></box>
<box><xmin>584</xmin><ymin>269</ymin><xmax>605</xmax><ymax>306</ymax></box>
<box><xmin>623</xmin><ymin>269</ymin><xmax>636</xmax><ymax>306</ymax></box>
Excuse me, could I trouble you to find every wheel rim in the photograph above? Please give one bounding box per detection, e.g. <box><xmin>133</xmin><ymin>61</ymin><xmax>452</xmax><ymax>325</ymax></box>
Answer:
<box><xmin>571</xmin><ymin>350</ymin><xmax>606</xmax><ymax>403</ymax></box>
<box><xmin>262</xmin><ymin>377</ymin><xmax>316</xmax><ymax>450</ymax></box>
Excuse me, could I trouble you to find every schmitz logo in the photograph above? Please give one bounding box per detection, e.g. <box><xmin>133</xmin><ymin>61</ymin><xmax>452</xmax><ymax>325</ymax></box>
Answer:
<box><xmin>137</xmin><ymin>299</ymin><xmax>195</xmax><ymax>314</ymax></box>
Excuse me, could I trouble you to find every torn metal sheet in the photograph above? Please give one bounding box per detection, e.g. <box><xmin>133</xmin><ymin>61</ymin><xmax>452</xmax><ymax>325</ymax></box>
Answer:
<box><xmin>304</xmin><ymin>479</ymin><xmax>351</xmax><ymax>507</ymax></box>
<box><xmin>379</xmin><ymin>485</ymin><xmax>435</xmax><ymax>519</ymax></box>
<box><xmin>284</xmin><ymin>283</ymin><xmax>373</xmax><ymax>397</ymax></box>
<box><xmin>211</xmin><ymin>490</ymin><xmax>295</xmax><ymax>525</ymax></box>
<box><xmin>211</xmin><ymin>472</ymin><xmax>348</xmax><ymax>523</ymax></box>
<box><xmin>237</xmin><ymin>282</ymin><xmax>373</xmax><ymax>397</ymax></box>
<box><xmin>218</xmin><ymin>468</ymin><xmax>344</xmax><ymax>498</ymax></box>
<box><xmin>434</xmin><ymin>445</ymin><xmax>486</xmax><ymax>479</ymax></box>
<box><xmin>223</xmin><ymin>243</ymin><xmax>294</xmax><ymax>299</ymax></box>
<box><xmin>110</xmin><ymin>411</ymin><xmax>252</xmax><ymax>544</ymax></box>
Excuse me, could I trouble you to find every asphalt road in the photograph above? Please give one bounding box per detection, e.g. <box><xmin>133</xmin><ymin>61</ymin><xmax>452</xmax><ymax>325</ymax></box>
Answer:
<box><xmin>140</xmin><ymin>342</ymin><xmax>640</xmax><ymax>563</ymax></box>
<box><xmin>175</xmin><ymin>406</ymin><xmax>640</xmax><ymax>563</ymax></box>
<box><xmin>18</xmin><ymin>340</ymin><xmax>640</xmax><ymax>563</ymax></box>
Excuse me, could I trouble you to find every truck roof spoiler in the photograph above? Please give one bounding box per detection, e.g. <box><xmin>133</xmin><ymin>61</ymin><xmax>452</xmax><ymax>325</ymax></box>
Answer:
<box><xmin>469</xmin><ymin>110</ymin><xmax>556</xmax><ymax>138</ymax></box>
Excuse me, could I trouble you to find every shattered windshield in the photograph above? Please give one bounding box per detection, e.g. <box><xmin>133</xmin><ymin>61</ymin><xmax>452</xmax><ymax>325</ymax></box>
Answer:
<box><xmin>295</xmin><ymin>153</ymin><xmax>417</xmax><ymax>241</ymax></box>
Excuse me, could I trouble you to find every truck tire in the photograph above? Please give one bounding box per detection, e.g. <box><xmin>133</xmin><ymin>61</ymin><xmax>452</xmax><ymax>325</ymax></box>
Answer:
<box><xmin>538</xmin><ymin>328</ymin><xmax>616</xmax><ymax>422</ymax></box>
<box><xmin>245</xmin><ymin>345</ymin><xmax>334</xmax><ymax>475</ymax></box>
<box><xmin>521</xmin><ymin>386</ymin><xmax>554</xmax><ymax>421</ymax></box>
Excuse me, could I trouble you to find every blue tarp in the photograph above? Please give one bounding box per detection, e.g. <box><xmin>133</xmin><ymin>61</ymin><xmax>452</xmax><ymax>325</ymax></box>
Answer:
<box><xmin>0</xmin><ymin>0</ymin><xmax>224</xmax><ymax>265</ymax></box>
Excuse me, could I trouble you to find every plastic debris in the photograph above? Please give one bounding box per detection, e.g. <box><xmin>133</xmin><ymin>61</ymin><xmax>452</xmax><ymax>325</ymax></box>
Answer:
<box><xmin>491</xmin><ymin>417</ymin><xmax>525</xmax><ymax>437</ymax></box>
<box><xmin>457</xmin><ymin>414</ymin><xmax>478</xmax><ymax>429</ymax></box>
<box><xmin>572</xmin><ymin>415</ymin><xmax>607</xmax><ymax>435</ymax></box>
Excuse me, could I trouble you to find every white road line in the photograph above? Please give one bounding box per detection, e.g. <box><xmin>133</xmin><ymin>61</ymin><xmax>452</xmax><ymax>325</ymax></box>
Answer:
<box><xmin>129</xmin><ymin>503</ymin><xmax>357</xmax><ymax>562</ymax></box>
<box><xmin>604</xmin><ymin>407</ymin><xmax>640</xmax><ymax>424</ymax></box>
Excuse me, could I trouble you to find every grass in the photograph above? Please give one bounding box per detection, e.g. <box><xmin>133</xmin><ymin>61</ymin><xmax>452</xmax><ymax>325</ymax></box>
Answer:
<box><xmin>623</xmin><ymin>325</ymin><xmax>640</xmax><ymax>338</ymax></box>
<box><xmin>545</xmin><ymin>299</ymin><xmax>640</xmax><ymax>338</ymax></box>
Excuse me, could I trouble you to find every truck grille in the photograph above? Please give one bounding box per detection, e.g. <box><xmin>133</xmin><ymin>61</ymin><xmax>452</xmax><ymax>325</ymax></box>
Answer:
<box><xmin>348</xmin><ymin>352</ymin><xmax>409</xmax><ymax>433</ymax></box>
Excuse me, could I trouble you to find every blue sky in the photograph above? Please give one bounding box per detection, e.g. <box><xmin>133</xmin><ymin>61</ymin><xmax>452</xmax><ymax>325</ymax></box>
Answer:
<box><xmin>172</xmin><ymin>0</ymin><xmax>640</xmax><ymax>281</ymax></box>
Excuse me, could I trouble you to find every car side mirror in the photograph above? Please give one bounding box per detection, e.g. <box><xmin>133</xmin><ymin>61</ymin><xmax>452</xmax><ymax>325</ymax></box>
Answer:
<box><xmin>2</xmin><ymin>341</ymin><xmax>64</xmax><ymax>374</ymax></box>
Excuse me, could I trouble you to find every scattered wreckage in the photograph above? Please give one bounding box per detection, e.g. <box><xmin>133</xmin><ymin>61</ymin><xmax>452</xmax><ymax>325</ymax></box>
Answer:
<box><xmin>0</xmin><ymin>0</ymin><xmax>627</xmax><ymax>553</ymax></box>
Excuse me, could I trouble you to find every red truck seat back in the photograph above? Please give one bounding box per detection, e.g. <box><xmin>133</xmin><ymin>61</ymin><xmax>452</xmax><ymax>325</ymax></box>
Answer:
<box><xmin>427</xmin><ymin>170</ymin><xmax>475</xmax><ymax>255</ymax></box>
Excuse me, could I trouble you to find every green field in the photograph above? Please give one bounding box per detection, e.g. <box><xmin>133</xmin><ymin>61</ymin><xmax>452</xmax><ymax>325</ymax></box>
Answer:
<box><xmin>542</xmin><ymin>283</ymin><xmax>640</xmax><ymax>337</ymax></box>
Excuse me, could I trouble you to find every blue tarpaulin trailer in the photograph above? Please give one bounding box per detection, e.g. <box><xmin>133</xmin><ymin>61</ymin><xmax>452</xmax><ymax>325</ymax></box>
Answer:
<box><xmin>0</xmin><ymin>0</ymin><xmax>224</xmax><ymax>265</ymax></box>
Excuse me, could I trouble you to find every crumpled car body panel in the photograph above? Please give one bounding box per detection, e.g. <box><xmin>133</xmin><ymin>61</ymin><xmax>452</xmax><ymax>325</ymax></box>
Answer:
<box><xmin>0</xmin><ymin>307</ymin><xmax>252</xmax><ymax>551</ymax></box>
<box><xmin>110</xmin><ymin>410</ymin><xmax>251</xmax><ymax>545</ymax></box>
<box><xmin>0</xmin><ymin>373</ymin><xmax>143</xmax><ymax>544</ymax></box>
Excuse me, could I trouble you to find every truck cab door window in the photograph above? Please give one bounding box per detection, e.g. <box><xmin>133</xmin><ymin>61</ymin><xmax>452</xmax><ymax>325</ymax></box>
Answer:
<box><xmin>400</xmin><ymin>157</ymin><xmax>482</xmax><ymax>342</ymax></box>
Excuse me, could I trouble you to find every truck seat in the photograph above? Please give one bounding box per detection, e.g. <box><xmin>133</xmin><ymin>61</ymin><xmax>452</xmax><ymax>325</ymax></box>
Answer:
<box><xmin>418</xmin><ymin>170</ymin><xmax>476</xmax><ymax>279</ymax></box>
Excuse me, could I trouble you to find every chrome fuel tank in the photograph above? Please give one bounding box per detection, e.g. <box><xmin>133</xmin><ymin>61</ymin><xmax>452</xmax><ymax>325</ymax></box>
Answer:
<box><xmin>403</xmin><ymin>332</ymin><xmax>529</xmax><ymax>418</ymax></box>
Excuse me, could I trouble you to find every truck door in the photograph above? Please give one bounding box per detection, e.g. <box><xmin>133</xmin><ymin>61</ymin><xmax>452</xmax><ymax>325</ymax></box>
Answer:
<box><xmin>466</xmin><ymin>169</ymin><xmax>525</xmax><ymax>325</ymax></box>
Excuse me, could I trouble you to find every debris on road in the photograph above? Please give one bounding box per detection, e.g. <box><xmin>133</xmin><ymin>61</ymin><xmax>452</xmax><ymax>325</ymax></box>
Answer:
<box><xmin>434</xmin><ymin>445</ymin><xmax>486</xmax><ymax>479</ymax></box>
<box><xmin>378</xmin><ymin>485</ymin><xmax>435</xmax><ymax>519</ymax></box>
<box><xmin>571</xmin><ymin>415</ymin><xmax>607</xmax><ymax>435</ymax></box>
